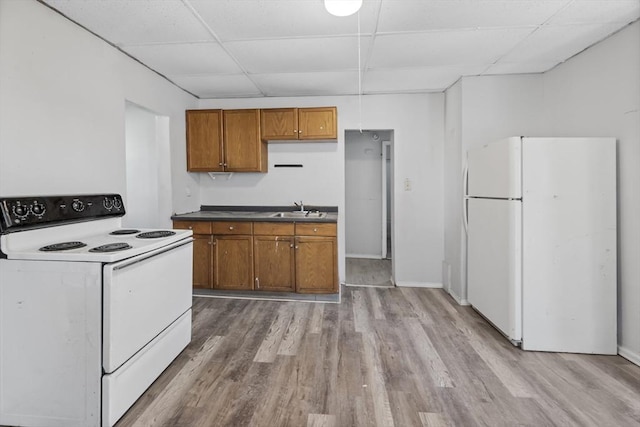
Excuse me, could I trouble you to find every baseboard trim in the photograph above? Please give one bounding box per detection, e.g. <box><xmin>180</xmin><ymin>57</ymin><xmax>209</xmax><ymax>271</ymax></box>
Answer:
<box><xmin>618</xmin><ymin>345</ymin><xmax>640</xmax><ymax>367</ymax></box>
<box><xmin>447</xmin><ymin>288</ymin><xmax>470</xmax><ymax>306</ymax></box>
<box><xmin>346</xmin><ymin>254</ymin><xmax>383</xmax><ymax>259</ymax></box>
<box><xmin>395</xmin><ymin>281</ymin><xmax>442</xmax><ymax>288</ymax></box>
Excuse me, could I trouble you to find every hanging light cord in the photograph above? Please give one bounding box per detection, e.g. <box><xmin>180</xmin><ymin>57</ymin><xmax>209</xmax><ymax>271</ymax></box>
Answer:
<box><xmin>357</xmin><ymin>10</ymin><xmax>363</xmax><ymax>133</ymax></box>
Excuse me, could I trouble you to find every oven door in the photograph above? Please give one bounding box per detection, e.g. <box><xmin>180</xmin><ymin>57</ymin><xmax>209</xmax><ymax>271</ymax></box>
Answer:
<box><xmin>103</xmin><ymin>238</ymin><xmax>193</xmax><ymax>373</ymax></box>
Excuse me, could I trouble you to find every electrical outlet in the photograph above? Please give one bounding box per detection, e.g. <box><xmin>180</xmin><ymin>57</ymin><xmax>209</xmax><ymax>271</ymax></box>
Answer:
<box><xmin>404</xmin><ymin>178</ymin><xmax>412</xmax><ymax>191</ymax></box>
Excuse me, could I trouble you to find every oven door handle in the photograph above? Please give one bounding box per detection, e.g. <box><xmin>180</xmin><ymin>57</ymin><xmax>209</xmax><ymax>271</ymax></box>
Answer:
<box><xmin>112</xmin><ymin>238</ymin><xmax>194</xmax><ymax>271</ymax></box>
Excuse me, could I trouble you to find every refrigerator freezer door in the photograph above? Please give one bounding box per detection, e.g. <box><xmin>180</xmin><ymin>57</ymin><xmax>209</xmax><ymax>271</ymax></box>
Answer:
<box><xmin>467</xmin><ymin>137</ymin><xmax>522</xmax><ymax>199</ymax></box>
<box><xmin>467</xmin><ymin>198</ymin><xmax>522</xmax><ymax>342</ymax></box>
<box><xmin>522</xmin><ymin>137</ymin><xmax>617</xmax><ymax>354</ymax></box>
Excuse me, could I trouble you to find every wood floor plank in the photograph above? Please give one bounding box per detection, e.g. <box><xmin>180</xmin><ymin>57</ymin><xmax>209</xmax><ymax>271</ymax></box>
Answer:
<box><xmin>115</xmin><ymin>287</ymin><xmax>640</xmax><ymax>427</ymax></box>
<box><xmin>253</xmin><ymin>304</ymin><xmax>294</xmax><ymax>362</ymax></box>
<box><xmin>307</xmin><ymin>413</ymin><xmax>336</xmax><ymax>427</ymax></box>
<box><xmin>307</xmin><ymin>302</ymin><xmax>325</xmax><ymax>334</ymax></box>
<box><xmin>403</xmin><ymin>318</ymin><xmax>454</xmax><ymax>388</ymax></box>
<box><xmin>361</xmin><ymin>331</ymin><xmax>395</xmax><ymax>427</ymax></box>
<box><xmin>418</xmin><ymin>411</ymin><xmax>449</xmax><ymax>427</ymax></box>
<box><xmin>277</xmin><ymin>303</ymin><xmax>310</xmax><ymax>356</ymax></box>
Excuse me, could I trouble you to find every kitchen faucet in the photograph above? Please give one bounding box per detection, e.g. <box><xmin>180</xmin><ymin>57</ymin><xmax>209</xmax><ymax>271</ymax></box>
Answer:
<box><xmin>294</xmin><ymin>200</ymin><xmax>304</xmax><ymax>212</ymax></box>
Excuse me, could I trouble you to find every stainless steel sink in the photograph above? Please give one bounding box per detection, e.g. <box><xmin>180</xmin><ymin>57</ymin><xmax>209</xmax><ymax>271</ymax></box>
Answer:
<box><xmin>270</xmin><ymin>211</ymin><xmax>327</xmax><ymax>218</ymax></box>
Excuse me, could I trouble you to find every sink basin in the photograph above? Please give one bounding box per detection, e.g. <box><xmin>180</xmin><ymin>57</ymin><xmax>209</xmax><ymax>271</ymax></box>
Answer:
<box><xmin>271</xmin><ymin>211</ymin><xmax>327</xmax><ymax>218</ymax></box>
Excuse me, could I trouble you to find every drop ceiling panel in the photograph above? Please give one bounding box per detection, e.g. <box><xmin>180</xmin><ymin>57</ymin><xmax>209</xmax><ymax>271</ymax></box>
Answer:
<box><xmin>189</xmin><ymin>0</ymin><xmax>379</xmax><ymax>40</ymax></box>
<box><xmin>252</xmin><ymin>71</ymin><xmax>359</xmax><ymax>97</ymax></box>
<box><xmin>369</xmin><ymin>28</ymin><xmax>534</xmax><ymax>68</ymax></box>
<box><xmin>364</xmin><ymin>65</ymin><xmax>490</xmax><ymax>93</ymax></box>
<box><xmin>500</xmin><ymin>23</ymin><xmax>627</xmax><ymax>63</ymax></box>
<box><xmin>40</xmin><ymin>0</ymin><xmax>639</xmax><ymax>98</ymax></box>
<box><xmin>226</xmin><ymin>37</ymin><xmax>372</xmax><ymax>73</ymax></box>
<box><xmin>170</xmin><ymin>74</ymin><xmax>261</xmax><ymax>98</ymax></box>
<box><xmin>46</xmin><ymin>0</ymin><xmax>213</xmax><ymax>45</ymax></box>
<box><xmin>122</xmin><ymin>43</ymin><xmax>242</xmax><ymax>75</ymax></box>
<box><xmin>377</xmin><ymin>0</ymin><xmax>570</xmax><ymax>33</ymax></box>
<box><xmin>547</xmin><ymin>0</ymin><xmax>640</xmax><ymax>25</ymax></box>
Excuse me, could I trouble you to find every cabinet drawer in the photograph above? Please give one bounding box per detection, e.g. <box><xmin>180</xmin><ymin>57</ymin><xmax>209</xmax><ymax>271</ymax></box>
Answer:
<box><xmin>212</xmin><ymin>221</ymin><xmax>252</xmax><ymax>235</ymax></box>
<box><xmin>253</xmin><ymin>222</ymin><xmax>295</xmax><ymax>236</ymax></box>
<box><xmin>295</xmin><ymin>223</ymin><xmax>336</xmax><ymax>237</ymax></box>
<box><xmin>173</xmin><ymin>221</ymin><xmax>212</xmax><ymax>234</ymax></box>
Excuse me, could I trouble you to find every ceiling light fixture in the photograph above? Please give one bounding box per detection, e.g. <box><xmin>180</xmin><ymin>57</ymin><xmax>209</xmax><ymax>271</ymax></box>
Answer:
<box><xmin>324</xmin><ymin>0</ymin><xmax>362</xmax><ymax>17</ymax></box>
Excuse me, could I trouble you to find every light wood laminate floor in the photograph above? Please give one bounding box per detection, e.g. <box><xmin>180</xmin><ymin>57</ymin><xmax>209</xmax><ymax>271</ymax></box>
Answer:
<box><xmin>346</xmin><ymin>257</ymin><xmax>393</xmax><ymax>287</ymax></box>
<box><xmin>116</xmin><ymin>286</ymin><xmax>640</xmax><ymax>427</ymax></box>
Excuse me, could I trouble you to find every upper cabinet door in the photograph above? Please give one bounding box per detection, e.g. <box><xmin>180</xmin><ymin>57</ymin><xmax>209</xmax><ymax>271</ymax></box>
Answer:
<box><xmin>260</xmin><ymin>108</ymin><xmax>299</xmax><ymax>140</ymax></box>
<box><xmin>223</xmin><ymin>109</ymin><xmax>267</xmax><ymax>172</ymax></box>
<box><xmin>298</xmin><ymin>107</ymin><xmax>337</xmax><ymax>140</ymax></box>
<box><xmin>186</xmin><ymin>110</ymin><xmax>223</xmax><ymax>171</ymax></box>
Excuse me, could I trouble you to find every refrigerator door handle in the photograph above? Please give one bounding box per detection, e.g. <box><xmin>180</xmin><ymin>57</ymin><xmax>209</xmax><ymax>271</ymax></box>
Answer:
<box><xmin>463</xmin><ymin>164</ymin><xmax>469</xmax><ymax>235</ymax></box>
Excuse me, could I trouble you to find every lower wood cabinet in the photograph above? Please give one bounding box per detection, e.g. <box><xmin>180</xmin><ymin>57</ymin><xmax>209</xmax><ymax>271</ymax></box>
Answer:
<box><xmin>294</xmin><ymin>223</ymin><xmax>338</xmax><ymax>294</ymax></box>
<box><xmin>174</xmin><ymin>220</ymin><xmax>337</xmax><ymax>293</ymax></box>
<box><xmin>253</xmin><ymin>222</ymin><xmax>295</xmax><ymax>292</ymax></box>
<box><xmin>213</xmin><ymin>235</ymin><xmax>253</xmax><ymax>290</ymax></box>
<box><xmin>192</xmin><ymin>234</ymin><xmax>213</xmax><ymax>289</ymax></box>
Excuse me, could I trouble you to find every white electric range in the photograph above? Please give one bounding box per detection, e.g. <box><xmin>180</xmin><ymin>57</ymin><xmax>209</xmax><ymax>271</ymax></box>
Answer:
<box><xmin>0</xmin><ymin>194</ymin><xmax>193</xmax><ymax>427</ymax></box>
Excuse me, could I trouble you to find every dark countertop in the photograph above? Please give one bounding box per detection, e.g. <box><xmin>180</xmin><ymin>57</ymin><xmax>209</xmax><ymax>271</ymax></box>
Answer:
<box><xmin>171</xmin><ymin>205</ymin><xmax>338</xmax><ymax>223</ymax></box>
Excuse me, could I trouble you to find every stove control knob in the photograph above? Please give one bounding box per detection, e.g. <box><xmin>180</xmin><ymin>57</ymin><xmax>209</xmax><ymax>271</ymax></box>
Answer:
<box><xmin>103</xmin><ymin>198</ymin><xmax>113</xmax><ymax>210</ymax></box>
<box><xmin>31</xmin><ymin>203</ymin><xmax>46</xmax><ymax>216</ymax></box>
<box><xmin>13</xmin><ymin>204</ymin><xmax>28</xmax><ymax>218</ymax></box>
<box><xmin>72</xmin><ymin>200</ymin><xmax>85</xmax><ymax>212</ymax></box>
<box><xmin>113</xmin><ymin>198</ymin><xmax>122</xmax><ymax>210</ymax></box>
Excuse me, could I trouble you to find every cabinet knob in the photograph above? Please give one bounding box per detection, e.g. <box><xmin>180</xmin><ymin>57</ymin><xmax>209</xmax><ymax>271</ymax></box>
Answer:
<box><xmin>293</xmin><ymin>129</ymin><xmax>297</xmax><ymax>133</ymax></box>
<box><xmin>219</xmin><ymin>162</ymin><xmax>223</xmax><ymax>166</ymax></box>
<box><xmin>295</xmin><ymin>245</ymin><xmax>299</xmax><ymax>249</ymax></box>
<box><xmin>229</xmin><ymin>226</ymin><xmax>234</xmax><ymax>230</ymax></box>
<box><xmin>290</xmin><ymin>243</ymin><xmax>294</xmax><ymax>248</ymax></box>
<box><xmin>313</xmin><ymin>228</ymin><xmax>318</xmax><ymax>232</ymax></box>
<box><xmin>223</xmin><ymin>163</ymin><xmax>228</xmax><ymax>166</ymax></box>
<box><xmin>298</xmin><ymin>130</ymin><xmax>302</xmax><ymax>134</ymax></box>
<box><xmin>188</xmin><ymin>226</ymin><xmax>193</xmax><ymax>230</ymax></box>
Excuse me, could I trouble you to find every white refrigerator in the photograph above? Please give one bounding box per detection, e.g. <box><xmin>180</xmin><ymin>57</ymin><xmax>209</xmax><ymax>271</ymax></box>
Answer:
<box><xmin>464</xmin><ymin>137</ymin><xmax>617</xmax><ymax>354</ymax></box>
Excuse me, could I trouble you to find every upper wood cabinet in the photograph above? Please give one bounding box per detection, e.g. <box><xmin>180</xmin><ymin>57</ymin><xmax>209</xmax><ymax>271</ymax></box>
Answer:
<box><xmin>260</xmin><ymin>107</ymin><xmax>337</xmax><ymax>141</ymax></box>
<box><xmin>186</xmin><ymin>110</ymin><xmax>224</xmax><ymax>172</ymax></box>
<box><xmin>223</xmin><ymin>109</ymin><xmax>267</xmax><ymax>172</ymax></box>
<box><xmin>260</xmin><ymin>108</ymin><xmax>299</xmax><ymax>140</ymax></box>
<box><xmin>186</xmin><ymin>109</ymin><xmax>267</xmax><ymax>173</ymax></box>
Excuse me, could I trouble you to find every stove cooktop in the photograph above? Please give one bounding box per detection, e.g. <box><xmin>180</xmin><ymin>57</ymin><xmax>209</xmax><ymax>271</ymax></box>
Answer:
<box><xmin>2</xmin><ymin>219</ymin><xmax>193</xmax><ymax>263</ymax></box>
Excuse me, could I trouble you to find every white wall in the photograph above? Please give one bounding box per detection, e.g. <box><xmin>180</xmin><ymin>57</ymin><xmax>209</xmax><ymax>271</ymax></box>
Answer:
<box><xmin>124</xmin><ymin>103</ymin><xmax>171</xmax><ymax>228</ymax></box>
<box><xmin>196</xmin><ymin>94</ymin><xmax>445</xmax><ymax>286</ymax></box>
<box><xmin>543</xmin><ymin>21</ymin><xmax>640</xmax><ymax>364</ymax></box>
<box><xmin>0</xmin><ymin>0</ymin><xmax>199</xmax><ymax>218</ymax></box>
<box><xmin>345</xmin><ymin>130</ymin><xmax>384</xmax><ymax>259</ymax></box>
<box><xmin>443</xmin><ymin>80</ymin><xmax>464</xmax><ymax>302</ymax></box>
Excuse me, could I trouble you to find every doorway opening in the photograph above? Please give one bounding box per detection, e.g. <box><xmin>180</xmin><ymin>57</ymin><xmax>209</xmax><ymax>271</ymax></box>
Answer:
<box><xmin>123</xmin><ymin>102</ymin><xmax>172</xmax><ymax>228</ymax></box>
<box><xmin>344</xmin><ymin>130</ymin><xmax>394</xmax><ymax>287</ymax></box>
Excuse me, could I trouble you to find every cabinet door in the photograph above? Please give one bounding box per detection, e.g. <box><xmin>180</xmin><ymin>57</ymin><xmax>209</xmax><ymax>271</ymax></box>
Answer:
<box><xmin>254</xmin><ymin>236</ymin><xmax>295</xmax><ymax>292</ymax></box>
<box><xmin>186</xmin><ymin>110</ymin><xmax>224</xmax><ymax>171</ymax></box>
<box><xmin>223</xmin><ymin>109</ymin><xmax>267</xmax><ymax>172</ymax></box>
<box><xmin>193</xmin><ymin>235</ymin><xmax>213</xmax><ymax>289</ymax></box>
<box><xmin>213</xmin><ymin>235</ymin><xmax>254</xmax><ymax>290</ymax></box>
<box><xmin>295</xmin><ymin>236</ymin><xmax>338</xmax><ymax>293</ymax></box>
<box><xmin>298</xmin><ymin>107</ymin><xmax>337</xmax><ymax>140</ymax></box>
<box><xmin>260</xmin><ymin>108</ymin><xmax>298</xmax><ymax>140</ymax></box>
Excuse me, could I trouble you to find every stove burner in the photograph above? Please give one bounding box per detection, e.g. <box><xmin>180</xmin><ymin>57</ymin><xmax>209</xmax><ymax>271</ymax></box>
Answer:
<box><xmin>136</xmin><ymin>230</ymin><xmax>176</xmax><ymax>239</ymax></box>
<box><xmin>89</xmin><ymin>243</ymin><xmax>132</xmax><ymax>253</ymax></box>
<box><xmin>110</xmin><ymin>229</ymin><xmax>140</xmax><ymax>235</ymax></box>
<box><xmin>39</xmin><ymin>241</ymin><xmax>87</xmax><ymax>252</ymax></box>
